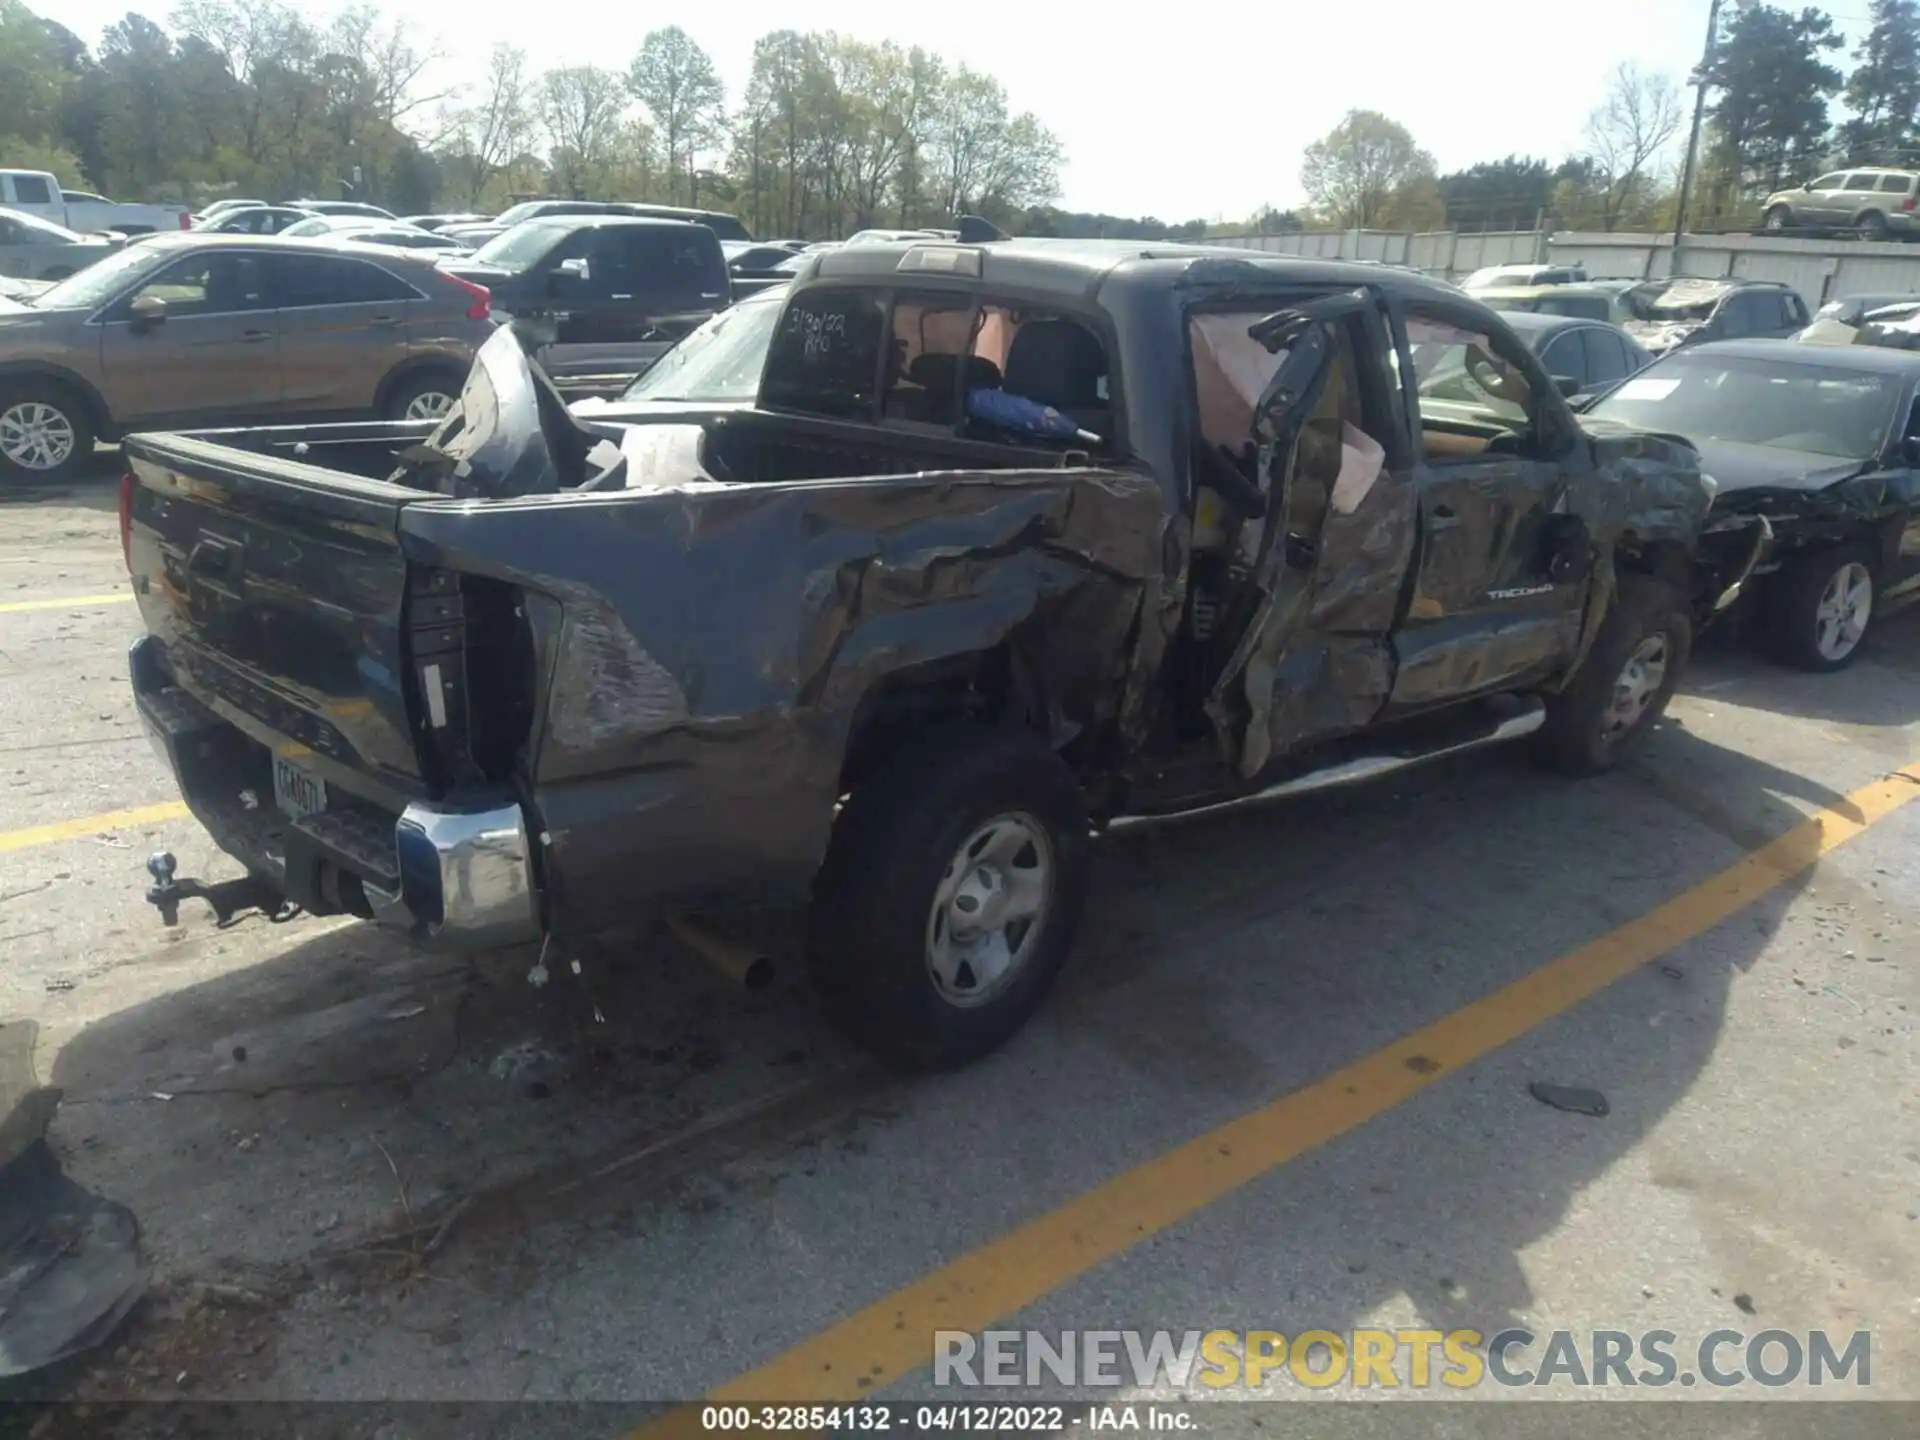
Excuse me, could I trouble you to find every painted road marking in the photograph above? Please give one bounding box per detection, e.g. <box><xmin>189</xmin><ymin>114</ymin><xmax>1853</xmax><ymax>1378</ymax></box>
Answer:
<box><xmin>636</xmin><ymin>762</ymin><xmax>1920</xmax><ymax>1431</ymax></box>
<box><xmin>0</xmin><ymin>593</ymin><xmax>135</xmax><ymax>615</ymax></box>
<box><xmin>0</xmin><ymin>801</ymin><xmax>189</xmax><ymax>854</ymax></box>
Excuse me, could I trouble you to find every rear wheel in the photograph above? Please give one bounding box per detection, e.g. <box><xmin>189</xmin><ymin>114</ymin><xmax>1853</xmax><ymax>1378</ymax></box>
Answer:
<box><xmin>0</xmin><ymin>381</ymin><xmax>94</xmax><ymax>485</ymax></box>
<box><xmin>1534</xmin><ymin>574</ymin><xmax>1691</xmax><ymax>776</ymax></box>
<box><xmin>1859</xmin><ymin>211</ymin><xmax>1892</xmax><ymax>242</ymax></box>
<box><xmin>383</xmin><ymin>369</ymin><xmax>463</xmax><ymax>423</ymax></box>
<box><xmin>807</xmin><ymin>725</ymin><xmax>1090</xmax><ymax>1071</ymax></box>
<box><xmin>1762</xmin><ymin>544</ymin><xmax>1876</xmax><ymax>672</ymax></box>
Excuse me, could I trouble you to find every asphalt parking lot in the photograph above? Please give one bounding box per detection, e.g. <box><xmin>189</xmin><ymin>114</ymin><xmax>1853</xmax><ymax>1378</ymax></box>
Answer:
<box><xmin>2</xmin><ymin>467</ymin><xmax>1917</xmax><ymax>1427</ymax></box>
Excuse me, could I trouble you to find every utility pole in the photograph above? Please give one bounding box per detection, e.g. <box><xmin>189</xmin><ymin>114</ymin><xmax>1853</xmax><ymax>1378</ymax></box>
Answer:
<box><xmin>1672</xmin><ymin>0</ymin><xmax>1726</xmax><ymax>257</ymax></box>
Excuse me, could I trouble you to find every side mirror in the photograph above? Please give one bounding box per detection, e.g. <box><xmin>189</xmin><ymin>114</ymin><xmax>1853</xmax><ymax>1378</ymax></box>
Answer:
<box><xmin>129</xmin><ymin>294</ymin><xmax>167</xmax><ymax>330</ymax></box>
<box><xmin>1552</xmin><ymin>374</ymin><xmax>1582</xmax><ymax>398</ymax></box>
<box><xmin>553</xmin><ymin>256</ymin><xmax>590</xmax><ymax>285</ymax></box>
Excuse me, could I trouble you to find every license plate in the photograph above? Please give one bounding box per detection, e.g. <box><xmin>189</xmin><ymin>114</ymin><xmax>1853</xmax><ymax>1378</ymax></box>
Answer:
<box><xmin>272</xmin><ymin>757</ymin><xmax>327</xmax><ymax>820</ymax></box>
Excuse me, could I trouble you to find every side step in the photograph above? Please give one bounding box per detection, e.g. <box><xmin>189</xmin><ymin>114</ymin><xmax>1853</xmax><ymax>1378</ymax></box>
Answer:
<box><xmin>1107</xmin><ymin>698</ymin><xmax>1546</xmax><ymax>833</ymax></box>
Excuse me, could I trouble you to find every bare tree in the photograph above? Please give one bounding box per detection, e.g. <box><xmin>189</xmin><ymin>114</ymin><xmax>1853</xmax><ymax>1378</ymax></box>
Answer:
<box><xmin>625</xmin><ymin>26</ymin><xmax>723</xmax><ymax>204</ymax></box>
<box><xmin>539</xmin><ymin>64</ymin><xmax>627</xmax><ymax>198</ymax></box>
<box><xmin>1584</xmin><ymin>61</ymin><xmax>1683</xmax><ymax>231</ymax></box>
<box><xmin>446</xmin><ymin>43</ymin><xmax>532</xmax><ymax>204</ymax></box>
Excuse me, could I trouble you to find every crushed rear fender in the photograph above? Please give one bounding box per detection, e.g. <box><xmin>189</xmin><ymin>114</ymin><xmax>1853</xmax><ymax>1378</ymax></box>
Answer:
<box><xmin>397</xmin><ymin>468</ymin><xmax>1166</xmax><ymax>933</ymax></box>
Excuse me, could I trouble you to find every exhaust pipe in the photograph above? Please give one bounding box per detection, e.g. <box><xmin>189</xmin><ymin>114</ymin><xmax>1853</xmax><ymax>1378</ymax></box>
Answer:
<box><xmin>666</xmin><ymin>913</ymin><xmax>773</xmax><ymax>992</ymax></box>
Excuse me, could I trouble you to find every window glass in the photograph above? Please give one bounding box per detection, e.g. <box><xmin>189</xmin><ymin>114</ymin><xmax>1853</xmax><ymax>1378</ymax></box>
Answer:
<box><xmin>1878</xmin><ymin>174</ymin><xmax>1913</xmax><ymax>194</ymax></box>
<box><xmin>966</xmin><ymin>307</ymin><xmax>1111</xmax><ymax>447</ymax></box>
<box><xmin>1538</xmin><ymin>333</ymin><xmax>1586</xmax><ymax>390</ymax></box>
<box><xmin>273</xmin><ymin>254</ymin><xmax>415</xmax><ymax>308</ymax></box>
<box><xmin>1810</xmin><ymin>173</ymin><xmax>1846</xmax><ymax>191</ymax></box>
<box><xmin>11</xmin><ymin>174</ymin><xmax>52</xmax><ymax>205</ymax></box>
<box><xmin>1586</xmin><ymin>353</ymin><xmax>1899</xmax><ymax>461</ymax></box>
<box><xmin>0</xmin><ymin>216</ymin><xmax>20</xmax><ymax>245</ymax></box>
<box><xmin>127</xmin><ymin>252</ymin><xmax>270</xmax><ymax>316</ymax></box>
<box><xmin>1404</xmin><ymin>312</ymin><xmax>1534</xmax><ymax>447</ymax></box>
<box><xmin>1536</xmin><ymin>294</ymin><xmax>1609</xmax><ymax>321</ymax></box>
<box><xmin>882</xmin><ymin>296</ymin><xmax>975</xmax><ymax>424</ymax></box>
<box><xmin>620</xmin><ymin>293</ymin><xmax>784</xmax><ymax>402</ymax></box>
<box><xmin>614</xmin><ymin>227</ymin><xmax>723</xmax><ymax>297</ymax></box>
<box><xmin>762</xmin><ymin>288</ymin><xmax>887</xmax><ymax>418</ymax></box>
<box><xmin>1716</xmin><ymin>294</ymin><xmax>1758</xmax><ymax>338</ymax></box>
<box><xmin>1581</xmin><ymin>328</ymin><xmax>1632</xmax><ymax>386</ymax></box>
<box><xmin>1842</xmin><ymin>173</ymin><xmax>1876</xmax><ymax>191</ymax></box>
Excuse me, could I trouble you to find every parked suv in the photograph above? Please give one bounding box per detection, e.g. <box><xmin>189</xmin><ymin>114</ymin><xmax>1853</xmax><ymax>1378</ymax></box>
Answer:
<box><xmin>1620</xmin><ymin>277</ymin><xmax>1809</xmax><ymax>356</ymax></box>
<box><xmin>1760</xmin><ymin>168</ymin><xmax>1920</xmax><ymax>240</ymax></box>
<box><xmin>0</xmin><ymin>233</ymin><xmax>495</xmax><ymax>483</ymax></box>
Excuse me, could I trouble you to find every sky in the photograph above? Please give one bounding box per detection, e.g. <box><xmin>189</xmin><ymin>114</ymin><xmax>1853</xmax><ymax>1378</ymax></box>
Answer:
<box><xmin>37</xmin><ymin>0</ymin><xmax>1881</xmax><ymax>219</ymax></box>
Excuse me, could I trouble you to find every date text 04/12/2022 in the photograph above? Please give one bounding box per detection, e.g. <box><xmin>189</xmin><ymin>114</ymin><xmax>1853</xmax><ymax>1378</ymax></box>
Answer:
<box><xmin>699</xmin><ymin>1405</ymin><xmax>1189</xmax><ymax>1431</ymax></box>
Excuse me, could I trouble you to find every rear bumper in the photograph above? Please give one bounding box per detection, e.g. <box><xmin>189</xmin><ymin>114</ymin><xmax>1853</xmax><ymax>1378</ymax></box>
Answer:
<box><xmin>131</xmin><ymin>635</ymin><xmax>540</xmax><ymax>950</ymax></box>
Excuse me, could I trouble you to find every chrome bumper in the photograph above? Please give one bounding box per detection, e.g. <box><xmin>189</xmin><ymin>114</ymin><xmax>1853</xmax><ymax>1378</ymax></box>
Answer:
<box><xmin>367</xmin><ymin>802</ymin><xmax>540</xmax><ymax>950</ymax></box>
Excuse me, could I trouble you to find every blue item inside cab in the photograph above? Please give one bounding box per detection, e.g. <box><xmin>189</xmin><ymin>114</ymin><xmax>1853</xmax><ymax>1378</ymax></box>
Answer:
<box><xmin>965</xmin><ymin>386</ymin><xmax>1099</xmax><ymax>445</ymax></box>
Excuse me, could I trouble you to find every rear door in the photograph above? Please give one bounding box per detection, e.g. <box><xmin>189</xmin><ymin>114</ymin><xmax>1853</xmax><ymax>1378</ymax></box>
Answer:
<box><xmin>271</xmin><ymin>252</ymin><xmax>420</xmax><ymax>416</ymax></box>
<box><xmin>1390</xmin><ymin>299</ymin><xmax>1589</xmax><ymax>711</ymax></box>
<box><xmin>1579</xmin><ymin>326</ymin><xmax>1639</xmax><ymax>392</ymax></box>
<box><xmin>98</xmin><ymin>248</ymin><xmax>280</xmax><ymax>425</ymax></box>
<box><xmin>1197</xmin><ymin>290</ymin><xmax>1422</xmax><ymax>777</ymax></box>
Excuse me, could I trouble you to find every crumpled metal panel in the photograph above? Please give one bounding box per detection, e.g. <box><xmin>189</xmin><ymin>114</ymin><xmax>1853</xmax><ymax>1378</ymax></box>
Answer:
<box><xmin>399</xmin><ymin>467</ymin><xmax>1165</xmax><ymax>928</ymax></box>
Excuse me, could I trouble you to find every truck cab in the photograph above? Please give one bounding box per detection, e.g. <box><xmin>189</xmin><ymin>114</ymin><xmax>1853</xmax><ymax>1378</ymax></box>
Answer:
<box><xmin>0</xmin><ymin>169</ymin><xmax>191</xmax><ymax>236</ymax></box>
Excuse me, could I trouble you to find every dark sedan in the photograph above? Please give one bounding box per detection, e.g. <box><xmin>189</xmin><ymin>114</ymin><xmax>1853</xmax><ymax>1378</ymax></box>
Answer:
<box><xmin>1582</xmin><ymin>341</ymin><xmax>1920</xmax><ymax>670</ymax></box>
<box><xmin>1497</xmin><ymin>310</ymin><xmax>1653</xmax><ymax>399</ymax></box>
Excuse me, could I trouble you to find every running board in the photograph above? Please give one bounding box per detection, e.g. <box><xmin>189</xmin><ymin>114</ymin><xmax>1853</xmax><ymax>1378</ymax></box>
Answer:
<box><xmin>1106</xmin><ymin>700</ymin><xmax>1546</xmax><ymax>833</ymax></box>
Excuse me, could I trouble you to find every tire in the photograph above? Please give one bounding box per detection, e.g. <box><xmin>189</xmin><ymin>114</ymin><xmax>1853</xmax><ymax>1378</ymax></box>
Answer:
<box><xmin>806</xmin><ymin>725</ymin><xmax>1091</xmax><ymax>1071</ymax></box>
<box><xmin>1761</xmin><ymin>543</ymin><xmax>1876</xmax><ymax>672</ymax></box>
<box><xmin>382</xmin><ymin>368</ymin><xmax>464</xmax><ymax>423</ymax></box>
<box><xmin>1534</xmin><ymin>573</ymin><xmax>1691</xmax><ymax>777</ymax></box>
<box><xmin>1859</xmin><ymin>212</ymin><xmax>1892</xmax><ymax>242</ymax></box>
<box><xmin>1763</xmin><ymin>205</ymin><xmax>1792</xmax><ymax>232</ymax></box>
<box><xmin>0</xmin><ymin>380</ymin><xmax>95</xmax><ymax>486</ymax></box>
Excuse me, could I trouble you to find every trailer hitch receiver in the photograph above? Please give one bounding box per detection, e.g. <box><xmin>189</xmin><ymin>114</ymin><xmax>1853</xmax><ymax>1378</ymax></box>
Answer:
<box><xmin>145</xmin><ymin>850</ymin><xmax>288</xmax><ymax>928</ymax></box>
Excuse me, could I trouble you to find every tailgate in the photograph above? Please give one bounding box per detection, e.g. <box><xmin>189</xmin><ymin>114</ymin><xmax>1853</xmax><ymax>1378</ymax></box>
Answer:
<box><xmin>123</xmin><ymin>433</ymin><xmax>439</xmax><ymax>805</ymax></box>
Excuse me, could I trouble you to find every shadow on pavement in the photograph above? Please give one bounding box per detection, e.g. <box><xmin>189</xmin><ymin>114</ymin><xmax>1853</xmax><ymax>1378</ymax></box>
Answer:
<box><xmin>0</xmin><ymin>447</ymin><xmax>122</xmax><ymax>508</ymax></box>
<box><xmin>31</xmin><ymin>709</ymin><xmax>1855</xmax><ymax>1400</ymax></box>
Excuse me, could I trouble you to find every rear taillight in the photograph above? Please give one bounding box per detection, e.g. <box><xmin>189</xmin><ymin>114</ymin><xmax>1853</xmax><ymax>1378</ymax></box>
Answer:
<box><xmin>118</xmin><ymin>472</ymin><xmax>135</xmax><ymax>570</ymax></box>
<box><xmin>444</xmin><ymin>273</ymin><xmax>490</xmax><ymax>320</ymax></box>
<box><xmin>1902</xmin><ymin>196</ymin><xmax>1916</xmax><ymax>212</ymax></box>
<box><xmin>177</xmin><ymin>211</ymin><xmax>191</xmax><ymax>230</ymax></box>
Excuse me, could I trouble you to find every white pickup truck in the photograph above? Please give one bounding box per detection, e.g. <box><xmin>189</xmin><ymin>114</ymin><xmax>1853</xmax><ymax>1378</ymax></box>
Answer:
<box><xmin>0</xmin><ymin>169</ymin><xmax>190</xmax><ymax>236</ymax></box>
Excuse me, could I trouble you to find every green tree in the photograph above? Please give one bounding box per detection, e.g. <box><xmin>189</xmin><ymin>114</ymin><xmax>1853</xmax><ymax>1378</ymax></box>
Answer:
<box><xmin>1703</xmin><ymin>3</ymin><xmax>1842</xmax><ymax>204</ymax></box>
<box><xmin>538</xmin><ymin>65</ymin><xmax>630</xmax><ymax>199</ymax></box>
<box><xmin>1437</xmin><ymin>156</ymin><xmax>1554</xmax><ymax>229</ymax></box>
<box><xmin>1300</xmin><ymin>109</ymin><xmax>1436</xmax><ymax>228</ymax></box>
<box><xmin>1838</xmin><ymin>0</ymin><xmax>1920</xmax><ymax>163</ymax></box>
<box><xmin>625</xmin><ymin>26</ymin><xmax>723</xmax><ymax>205</ymax></box>
<box><xmin>0</xmin><ymin>0</ymin><xmax>69</xmax><ymax>145</ymax></box>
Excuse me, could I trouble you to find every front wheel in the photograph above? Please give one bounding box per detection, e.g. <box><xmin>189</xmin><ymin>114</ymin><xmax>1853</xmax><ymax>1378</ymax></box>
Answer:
<box><xmin>807</xmin><ymin>726</ymin><xmax>1090</xmax><ymax>1071</ymax></box>
<box><xmin>1763</xmin><ymin>205</ymin><xmax>1793</xmax><ymax>232</ymax></box>
<box><xmin>1762</xmin><ymin>545</ymin><xmax>1875</xmax><ymax>672</ymax></box>
<box><xmin>1534</xmin><ymin>574</ymin><xmax>1692</xmax><ymax>777</ymax></box>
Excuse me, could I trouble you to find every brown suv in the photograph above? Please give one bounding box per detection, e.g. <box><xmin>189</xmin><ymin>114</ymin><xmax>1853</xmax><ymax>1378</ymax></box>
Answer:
<box><xmin>0</xmin><ymin>233</ymin><xmax>496</xmax><ymax>482</ymax></box>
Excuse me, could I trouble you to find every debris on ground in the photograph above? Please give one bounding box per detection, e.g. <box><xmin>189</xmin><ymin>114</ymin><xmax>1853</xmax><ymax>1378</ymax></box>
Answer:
<box><xmin>1528</xmin><ymin>1082</ymin><xmax>1610</xmax><ymax>1117</ymax></box>
<box><xmin>1</xmin><ymin>1019</ymin><xmax>149</xmax><ymax>1379</ymax></box>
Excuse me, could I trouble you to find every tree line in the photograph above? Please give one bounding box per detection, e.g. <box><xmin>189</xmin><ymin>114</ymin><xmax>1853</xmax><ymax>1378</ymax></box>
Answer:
<box><xmin>1299</xmin><ymin>0</ymin><xmax>1920</xmax><ymax>236</ymax></box>
<box><xmin>4</xmin><ymin>0</ymin><xmax>1918</xmax><ymax>240</ymax></box>
<box><xmin>0</xmin><ymin>0</ymin><xmax>1064</xmax><ymax>235</ymax></box>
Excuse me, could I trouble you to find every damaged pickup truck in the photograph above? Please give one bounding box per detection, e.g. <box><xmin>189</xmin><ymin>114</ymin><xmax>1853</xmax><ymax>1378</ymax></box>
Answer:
<box><xmin>123</xmin><ymin>242</ymin><xmax>1735</xmax><ymax>1069</ymax></box>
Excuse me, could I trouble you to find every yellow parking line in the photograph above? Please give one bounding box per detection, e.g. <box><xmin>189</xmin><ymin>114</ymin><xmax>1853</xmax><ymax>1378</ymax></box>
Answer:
<box><xmin>0</xmin><ymin>801</ymin><xmax>189</xmax><ymax>854</ymax></box>
<box><xmin>636</xmin><ymin>762</ymin><xmax>1920</xmax><ymax>1432</ymax></box>
<box><xmin>0</xmin><ymin>593</ymin><xmax>135</xmax><ymax>615</ymax></box>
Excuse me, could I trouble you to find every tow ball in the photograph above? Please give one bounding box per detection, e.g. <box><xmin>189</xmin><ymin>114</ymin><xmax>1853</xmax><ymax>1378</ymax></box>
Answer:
<box><xmin>144</xmin><ymin>851</ymin><xmax>288</xmax><ymax>928</ymax></box>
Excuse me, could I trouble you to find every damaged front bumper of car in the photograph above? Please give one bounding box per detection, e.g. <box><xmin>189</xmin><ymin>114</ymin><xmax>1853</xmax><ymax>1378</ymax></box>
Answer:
<box><xmin>129</xmin><ymin>635</ymin><xmax>541</xmax><ymax>949</ymax></box>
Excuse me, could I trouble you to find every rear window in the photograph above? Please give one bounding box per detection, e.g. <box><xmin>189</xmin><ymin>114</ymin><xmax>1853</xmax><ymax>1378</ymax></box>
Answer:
<box><xmin>1878</xmin><ymin>174</ymin><xmax>1915</xmax><ymax>194</ymax></box>
<box><xmin>1536</xmin><ymin>295</ymin><xmax>1610</xmax><ymax>321</ymax></box>
<box><xmin>762</xmin><ymin>289</ymin><xmax>888</xmax><ymax>418</ymax></box>
<box><xmin>273</xmin><ymin>254</ymin><xmax>418</xmax><ymax>307</ymax></box>
<box><xmin>11</xmin><ymin>174</ymin><xmax>53</xmax><ymax>205</ymax></box>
